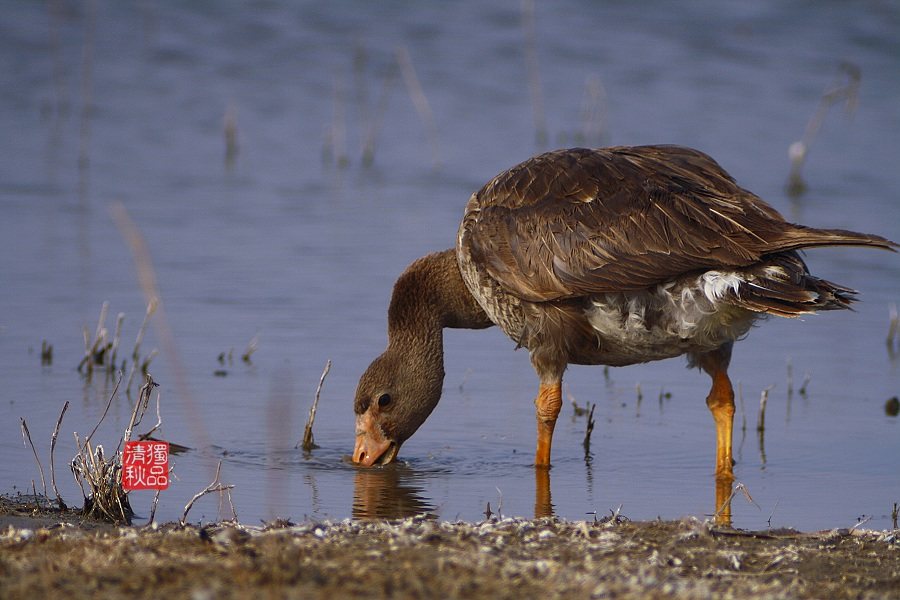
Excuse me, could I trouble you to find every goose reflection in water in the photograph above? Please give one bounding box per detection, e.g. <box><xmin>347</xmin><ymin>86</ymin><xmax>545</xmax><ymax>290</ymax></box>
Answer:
<box><xmin>351</xmin><ymin>464</ymin><xmax>554</xmax><ymax>521</ymax></box>
<box><xmin>352</xmin><ymin>464</ymin><xmax>436</xmax><ymax>520</ymax></box>
<box><xmin>352</xmin><ymin>462</ymin><xmax>733</xmax><ymax>524</ymax></box>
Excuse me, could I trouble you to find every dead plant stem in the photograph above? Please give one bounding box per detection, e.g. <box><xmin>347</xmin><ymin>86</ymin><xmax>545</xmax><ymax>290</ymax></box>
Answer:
<box><xmin>50</xmin><ymin>400</ymin><xmax>70</xmax><ymax>509</ymax></box>
<box><xmin>300</xmin><ymin>359</ymin><xmax>331</xmax><ymax>451</ymax></box>
<box><xmin>83</xmin><ymin>372</ymin><xmax>122</xmax><ymax>449</ymax></box>
<box><xmin>20</xmin><ymin>418</ymin><xmax>47</xmax><ymax>505</ymax></box>
<box><xmin>181</xmin><ymin>461</ymin><xmax>234</xmax><ymax>526</ymax></box>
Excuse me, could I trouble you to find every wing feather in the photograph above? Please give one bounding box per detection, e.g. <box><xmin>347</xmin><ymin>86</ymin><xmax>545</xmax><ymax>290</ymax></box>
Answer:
<box><xmin>460</xmin><ymin>146</ymin><xmax>896</xmax><ymax>302</ymax></box>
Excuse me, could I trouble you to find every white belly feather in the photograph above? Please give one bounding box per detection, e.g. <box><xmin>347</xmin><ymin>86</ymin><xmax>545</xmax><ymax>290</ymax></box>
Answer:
<box><xmin>585</xmin><ymin>271</ymin><xmax>758</xmax><ymax>364</ymax></box>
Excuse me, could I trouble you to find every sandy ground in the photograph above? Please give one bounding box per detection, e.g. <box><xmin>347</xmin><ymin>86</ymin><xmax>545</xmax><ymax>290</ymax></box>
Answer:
<box><xmin>1</xmin><ymin>497</ymin><xmax>898</xmax><ymax>599</ymax></box>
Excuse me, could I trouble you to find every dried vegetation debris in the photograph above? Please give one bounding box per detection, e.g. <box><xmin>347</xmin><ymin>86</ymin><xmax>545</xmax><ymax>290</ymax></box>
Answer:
<box><xmin>1</xmin><ymin>510</ymin><xmax>898</xmax><ymax>600</ymax></box>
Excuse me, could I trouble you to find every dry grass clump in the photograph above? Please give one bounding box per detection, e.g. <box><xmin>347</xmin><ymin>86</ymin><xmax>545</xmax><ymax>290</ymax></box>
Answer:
<box><xmin>76</xmin><ymin>300</ymin><xmax>158</xmax><ymax>396</ymax></box>
<box><xmin>70</xmin><ymin>437</ymin><xmax>133</xmax><ymax>524</ymax></box>
<box><xmin>69</xmin><ymin>374</ymin><xmax>160</xmax><ymax>524</ymax></box>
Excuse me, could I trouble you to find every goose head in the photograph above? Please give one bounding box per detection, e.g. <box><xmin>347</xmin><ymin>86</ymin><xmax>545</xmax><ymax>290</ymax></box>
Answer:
<box><xmin>352</xmin><ymin>348</ymin><xmax>444</xmax><ymax>466</ymax></box>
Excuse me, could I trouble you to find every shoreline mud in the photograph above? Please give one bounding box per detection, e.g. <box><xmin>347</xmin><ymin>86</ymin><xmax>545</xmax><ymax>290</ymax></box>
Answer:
<box><xmin>2</xmin><ymin>497</ymin><xmax>898</xmax><ymax>599</ymax></box>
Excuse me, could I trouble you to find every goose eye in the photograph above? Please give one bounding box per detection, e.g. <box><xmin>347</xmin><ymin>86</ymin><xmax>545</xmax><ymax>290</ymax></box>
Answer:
<box><xmin>377</xmin><ymin>393</ymin><xmax>392</xmax><ymax>408</ymax></box>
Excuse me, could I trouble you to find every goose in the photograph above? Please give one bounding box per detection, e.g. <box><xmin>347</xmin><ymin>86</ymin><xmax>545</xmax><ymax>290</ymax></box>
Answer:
<box><xmin>352</xmin><ymin>145</ymin><xmax>896</xmax><ymax>484</ymax></box>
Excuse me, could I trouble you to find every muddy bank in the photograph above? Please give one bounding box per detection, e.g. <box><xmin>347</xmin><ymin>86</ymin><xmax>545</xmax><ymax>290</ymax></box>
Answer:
<box><xmin>1</xmin><ymin>499</ymin><xmax>898</xmax><ymax>599</ymax></box>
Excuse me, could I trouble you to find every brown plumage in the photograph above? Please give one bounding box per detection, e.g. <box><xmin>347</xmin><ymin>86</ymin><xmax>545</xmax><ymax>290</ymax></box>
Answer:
<box><xmin>353</xmin><ymin>146</ymin><xmax>896</xmax><ymax>517</ymax></box>
<box><xmin>463</xmin><ymin>146</ymin><xmax>883</xmax><ymax>300</ymax></box>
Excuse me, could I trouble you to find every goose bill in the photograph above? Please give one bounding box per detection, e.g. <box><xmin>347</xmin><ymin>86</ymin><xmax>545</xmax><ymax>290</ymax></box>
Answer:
<box><xmin>353</xmin><ymin>417</ymin><xmax>399</xmax><ymax>466</ymax></box>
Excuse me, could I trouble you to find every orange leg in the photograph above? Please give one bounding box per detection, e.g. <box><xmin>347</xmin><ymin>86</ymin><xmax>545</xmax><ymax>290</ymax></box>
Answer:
<box><xmin>707</xmin><ymin>367</ymin><xmax>735</xmax><ymax>474</ymax></box>
<box><xmin>697</xmin><ymin>347</ymin><xmax>736</xmax><ymax>526</ymax></box>
<box><xmin>535</xmin><ymin>381</ymin><xmax>562</xmax><ymax>467</ymax></box>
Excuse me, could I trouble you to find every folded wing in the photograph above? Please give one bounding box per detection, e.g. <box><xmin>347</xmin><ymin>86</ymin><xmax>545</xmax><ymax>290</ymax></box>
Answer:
<box><xmin>461</xmin><ymin>145</ymin><xmax>896</xmax><ymax>302</ymax></box>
